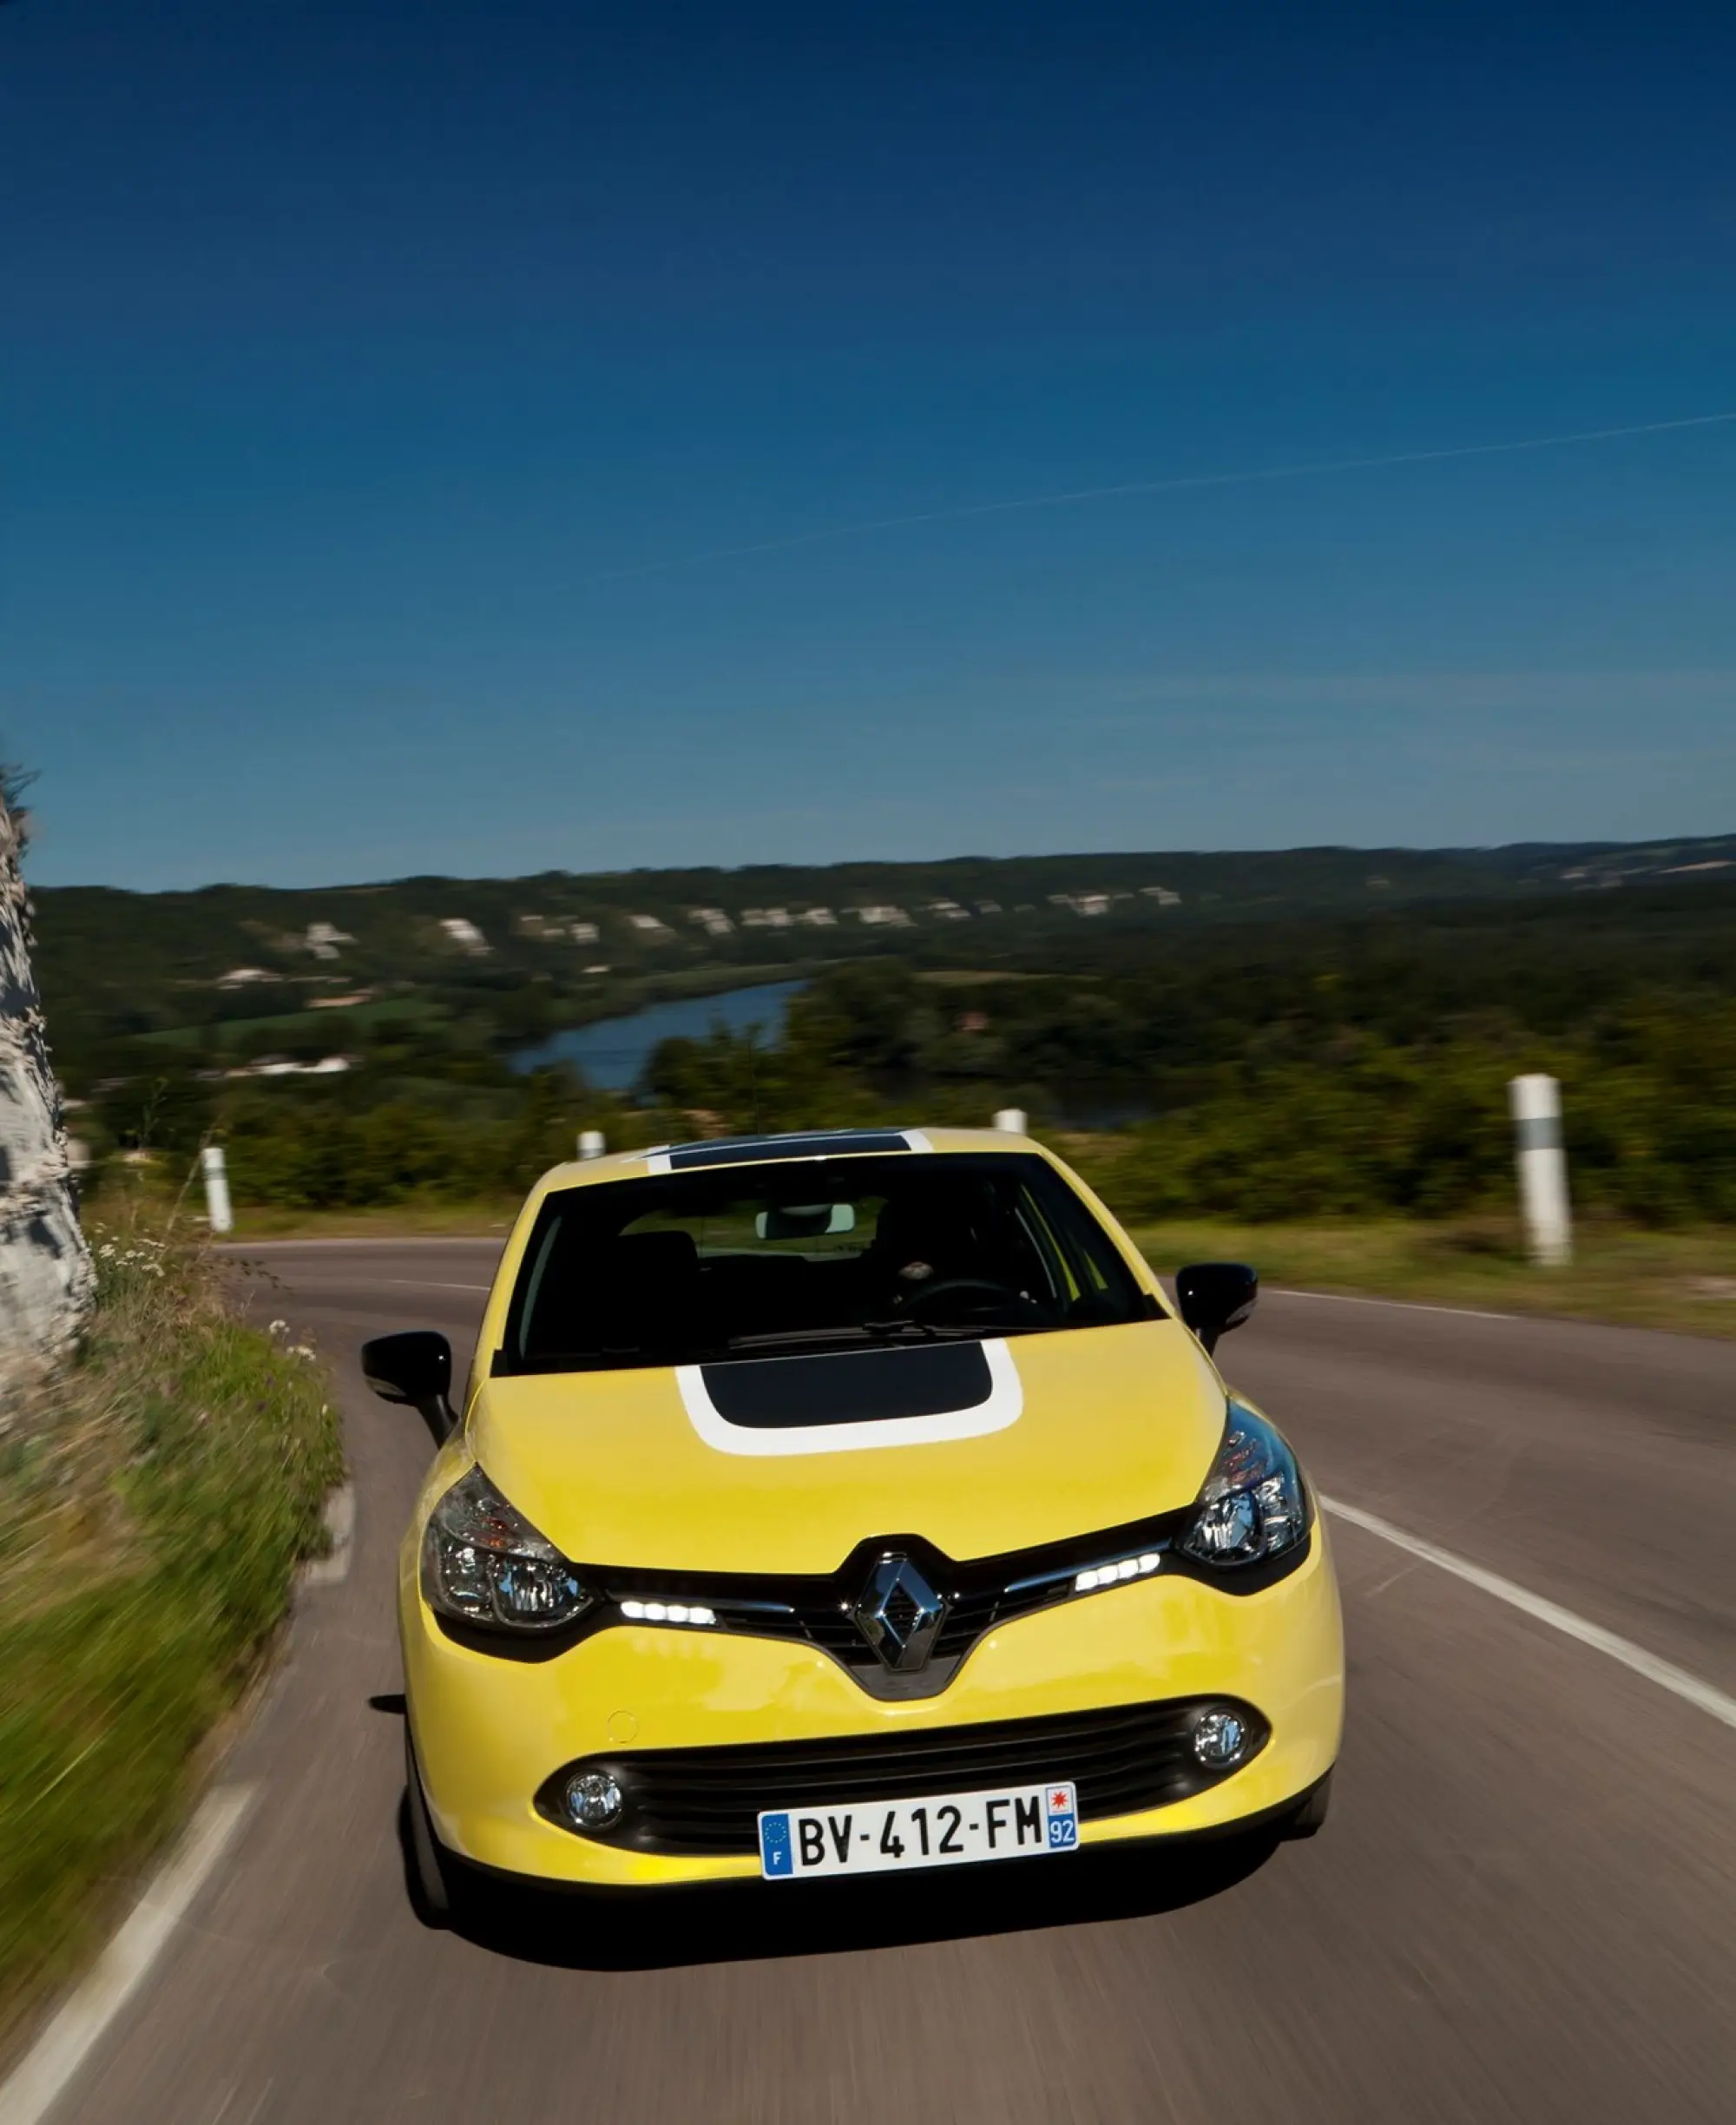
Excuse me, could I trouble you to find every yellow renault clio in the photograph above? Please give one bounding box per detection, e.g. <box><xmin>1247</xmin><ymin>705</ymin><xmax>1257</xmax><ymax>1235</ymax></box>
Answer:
<box><xmin>362</xmin><ymin>1127</ymin><xmax>1343</xmax><ymax>1915</ymax></box>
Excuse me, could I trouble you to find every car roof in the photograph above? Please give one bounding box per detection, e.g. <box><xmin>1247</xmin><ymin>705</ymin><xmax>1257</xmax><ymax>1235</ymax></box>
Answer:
<box><xmin>536</xmin><ymin>1124</ymin><xmax>1042</xmax><ymax>1189</ymax></box>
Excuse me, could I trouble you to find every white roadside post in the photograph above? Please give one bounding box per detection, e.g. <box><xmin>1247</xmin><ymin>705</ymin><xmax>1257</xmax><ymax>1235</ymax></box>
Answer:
<box><xmin>992</xmin><ymin>1109</ymin><xmax>1028</xmax><ymax>1135</ymax></box>
<box><xmin>577</xmin><ymin>1129</ymin><xmax>606</xmax><ymax>1161</ymax></box>
<box><xmin>200</xmin><ymin>1144</ymin><xmax>234</xmax><ymax>1236</ymax></box>
<box><xmin>1508</xmin><ymin>1074</ymin><xmax>1572</xmax><ymax>1266</ymax></box>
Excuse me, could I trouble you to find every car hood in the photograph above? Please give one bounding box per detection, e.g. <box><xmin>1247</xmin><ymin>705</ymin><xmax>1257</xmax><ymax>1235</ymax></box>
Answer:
<box><xmin>466</xmin><ymin>1320</ymin><xmax>1226</xmax><ymax>1573</ymax></box>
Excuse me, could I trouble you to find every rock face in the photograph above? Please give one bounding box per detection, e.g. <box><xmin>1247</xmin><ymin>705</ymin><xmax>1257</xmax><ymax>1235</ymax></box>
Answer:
<box><xmin>0</xmin><ymin>796</ymin><xmax>93</xmax><ymax>1381</ymax></box>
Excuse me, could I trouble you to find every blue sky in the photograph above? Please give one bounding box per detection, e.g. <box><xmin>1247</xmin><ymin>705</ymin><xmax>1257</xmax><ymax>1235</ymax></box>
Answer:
<box><xmin>5</xmin><ymin>0</ymin><xmax>1734</xmax><ymax>889</ymax></box>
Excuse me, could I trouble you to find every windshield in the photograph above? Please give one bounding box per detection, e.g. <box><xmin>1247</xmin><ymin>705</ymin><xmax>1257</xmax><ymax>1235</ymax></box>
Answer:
<box><xmin>496</xmin><ymin>1151</ymin><xmax>1158</xmax><ymax>1374</ymax></box>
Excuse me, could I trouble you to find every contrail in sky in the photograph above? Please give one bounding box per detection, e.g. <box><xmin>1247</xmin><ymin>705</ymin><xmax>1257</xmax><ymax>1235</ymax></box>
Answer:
<box><xmin>594</xmin><ymin>409</ymin><xmax>1736</xmax><ymax>582</ymax></box>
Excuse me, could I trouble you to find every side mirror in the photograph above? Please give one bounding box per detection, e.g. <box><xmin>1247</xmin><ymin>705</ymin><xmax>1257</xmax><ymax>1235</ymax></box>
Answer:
<box><xmin>361</xmin><ymin>1331</ymin><xmax>457</xmax><ymax>1444</ymax></box>
<box><xmin>1174</xmin><ymin>1263</ymin><xmax>1259</xmax><ymax>1356</ymax></box>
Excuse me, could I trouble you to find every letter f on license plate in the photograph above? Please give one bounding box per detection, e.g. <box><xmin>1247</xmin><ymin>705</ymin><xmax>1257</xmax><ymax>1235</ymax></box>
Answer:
<box><xmin>759</xmin><ymin>1780</ymin><xmax>1079</xmax><ymax>1879</ymax></box>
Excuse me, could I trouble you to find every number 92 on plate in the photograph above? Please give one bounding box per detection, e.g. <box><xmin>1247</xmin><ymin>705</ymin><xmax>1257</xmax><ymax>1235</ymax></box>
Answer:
<box><xmin>758</xmin><ymin>1780</ymin><xmax>1079</xmax><ymax>1879</ymax></box>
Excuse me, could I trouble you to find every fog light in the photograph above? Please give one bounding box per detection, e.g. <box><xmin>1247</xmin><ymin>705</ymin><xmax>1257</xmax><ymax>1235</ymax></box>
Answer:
<box><xmin>564</xmin><ymin>1771</ymin><xmax>624</xmax><ymax>1832</ymax></box>
<box><xmin>1191</xmin><ymin>1707</ymin><xmax>1248</xmax><ymax>1770</ymax></box>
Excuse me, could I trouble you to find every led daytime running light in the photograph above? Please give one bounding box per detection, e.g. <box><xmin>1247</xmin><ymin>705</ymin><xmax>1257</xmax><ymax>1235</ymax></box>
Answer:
<box><xmin>619</xmin><ymin>1599</ymin><xmax>718</xmax><ymax>1627</ymax></box>
<box><xmin>1074</xmin><ymin>1552</ymin><xmax>1162</xmax><ymax>1593</ymax></box>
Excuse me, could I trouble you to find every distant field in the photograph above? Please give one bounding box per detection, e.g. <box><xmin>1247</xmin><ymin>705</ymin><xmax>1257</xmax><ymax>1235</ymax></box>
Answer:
<box><xmin>128</xmin><ymin>963</ymin><xmax>819</xmax><ymax>1053</ymax></box>
<box><xmin>133</xmin><ymin>996</ymin><xmax>438</xmax><ymax>1048</ymax></box>
<box><xmin>36</xmin><ymin>834</ymin><xmax>1736</xmax><ymax>1072</ymax></box>
<box><xmin>221</xmin><ymin>1196</ymin><xmax>522</xmax><ymax>1239</ymax></box>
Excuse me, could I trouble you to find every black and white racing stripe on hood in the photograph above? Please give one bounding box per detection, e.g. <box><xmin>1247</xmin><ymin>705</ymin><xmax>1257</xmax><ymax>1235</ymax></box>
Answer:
<box><xmin>676</xmin><ymin>1338</ymin><xmax>1023</xmax><ymax>1457</ymax></box>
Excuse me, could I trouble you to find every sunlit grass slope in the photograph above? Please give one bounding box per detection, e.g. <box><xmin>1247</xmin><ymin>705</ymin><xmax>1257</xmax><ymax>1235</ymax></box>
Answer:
<box><xmin>0</xmin><ymin>1221</ymin><xmax>342</xmax><ymax>2047</ymax></box>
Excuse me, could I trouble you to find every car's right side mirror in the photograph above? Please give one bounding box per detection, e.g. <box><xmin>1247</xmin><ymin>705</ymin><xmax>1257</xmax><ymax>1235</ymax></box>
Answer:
<box><xmin>361</xmin><ymin>1330</ymin><xmax>457</xmax><ymax>1444</ymax></box>
<box><xmin>1174</xmin><ymin>1263</ymin><xmax>1259</xmax><ymax>1355</ymax></box>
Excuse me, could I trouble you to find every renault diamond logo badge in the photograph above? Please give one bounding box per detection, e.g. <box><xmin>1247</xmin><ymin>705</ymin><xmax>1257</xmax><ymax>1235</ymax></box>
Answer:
<box><xmin>853</xmin><ymin>1555</ymin><xmax>949</xmax><ymax>1672</ymax></box>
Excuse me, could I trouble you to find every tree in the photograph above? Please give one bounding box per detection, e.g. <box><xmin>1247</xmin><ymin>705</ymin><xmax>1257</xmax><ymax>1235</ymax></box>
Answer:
<box><xmin>0</xmin><ymin>776</ymin><xmax>93</xmax><ymax>1382</ymax></box>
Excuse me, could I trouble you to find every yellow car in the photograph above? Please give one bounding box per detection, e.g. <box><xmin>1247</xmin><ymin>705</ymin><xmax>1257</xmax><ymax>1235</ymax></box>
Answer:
<box><xmin>362</xmin><ymin>1127</ymin><xmax>1343</xmax><ymax>1915</ymax></box>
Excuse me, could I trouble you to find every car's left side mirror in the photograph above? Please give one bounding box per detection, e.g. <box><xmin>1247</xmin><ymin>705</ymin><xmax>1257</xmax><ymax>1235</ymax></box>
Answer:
<box><xmin>361</xmin><ymin>1331</ymin><xmax>457</xmax><ymax>1444</ymax></box>
<box><xmin>1174</xmin><ymin>1263</ymin><xmax>1259</xmax><ymax>1355</ymax></box>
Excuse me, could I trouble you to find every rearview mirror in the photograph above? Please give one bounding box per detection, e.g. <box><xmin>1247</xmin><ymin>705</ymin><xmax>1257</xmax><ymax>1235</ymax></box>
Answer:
<box><xmin>360</xmin><ymin>1330</ymin><xmax>457</xmax><ymax>1444</ymax></box>
<box><xmin>1174</xmin><ymin>1263</ymin><xmax>1258</xmax><ymax>1356</ymax></box>
<box><xmin>754</xmin><ymin>1202</ymin><xmax>857</xmax><ymax>1240</ymax></box>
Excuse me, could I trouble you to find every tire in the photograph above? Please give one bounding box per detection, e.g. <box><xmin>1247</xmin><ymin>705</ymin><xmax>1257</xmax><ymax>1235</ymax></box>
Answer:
<box><xmin>1285</xmin><ymin>1770</ymin><xmax>1332</xmax><ymax>1839</ymax></box>
<box><xmin>404</xmin><ymin>1729</ymin><xmax>453</xmax><ymax>1923</ymax></box>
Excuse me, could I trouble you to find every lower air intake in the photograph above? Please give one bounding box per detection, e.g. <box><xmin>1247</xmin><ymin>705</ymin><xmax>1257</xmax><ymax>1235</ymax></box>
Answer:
<box><xmin>537</xmin><ymin>1696</ymin><xmax>1267</xmax><ymax>1855</ymax></box>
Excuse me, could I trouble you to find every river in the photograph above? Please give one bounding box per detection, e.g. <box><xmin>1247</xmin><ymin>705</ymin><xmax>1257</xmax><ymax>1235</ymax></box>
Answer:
<box><xmin>510</xmin><ymin>980</ymin><xmax>803</xmax><ymax>1091</ymax></box>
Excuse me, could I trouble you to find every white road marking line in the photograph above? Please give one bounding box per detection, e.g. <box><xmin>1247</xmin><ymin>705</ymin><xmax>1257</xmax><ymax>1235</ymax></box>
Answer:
<box><xmin>1324</xmin><ymin>1497</ymin><xmax>1736</xmax><ymax>1732</ymax></box>
<box><xmin>301</xmin><ymin>1484</ymin><xmax>354</xmax><ymax>1587</ymax></box>
<box><xmin>377</xmin><ymin>1279</ymin><xmax>491</xmax><ymax>1293</ymax></box>
<box><xmin>1270</xmin><ymin>1286</ymin><xmax>1512</xmax><ymax>1321</ymax></box>
<box><xmin>0</xmin><ymin>1785</ymin><xmax>257</xmax><ymax>2125</ymax></box>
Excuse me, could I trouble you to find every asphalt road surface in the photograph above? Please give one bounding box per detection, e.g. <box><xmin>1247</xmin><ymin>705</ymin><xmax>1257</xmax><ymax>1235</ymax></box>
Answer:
<box><xmin>45</xmin><ymin>1241</ymin><xmax>1736</xmax><ymax>2123</ymax></box>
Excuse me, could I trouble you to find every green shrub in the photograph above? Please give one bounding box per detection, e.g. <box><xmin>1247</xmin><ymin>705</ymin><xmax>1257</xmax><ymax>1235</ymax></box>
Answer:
<box><xmin>0</xmin><ymin>1224</ymin><xmax>343</xmax><ymax>2038</ymax></box>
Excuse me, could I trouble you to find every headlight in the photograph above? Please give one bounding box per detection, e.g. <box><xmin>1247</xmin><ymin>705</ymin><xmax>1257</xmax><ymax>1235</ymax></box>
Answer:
<box><xmin>1177</xmin><ymin>1402</ymin><xmax>1309</xmax><ymax>1568</ymax></box>
<box><xmin>420</xmin><ymin>1465</ymin><xmax>593</xmax><ymax>1631</ymax></box>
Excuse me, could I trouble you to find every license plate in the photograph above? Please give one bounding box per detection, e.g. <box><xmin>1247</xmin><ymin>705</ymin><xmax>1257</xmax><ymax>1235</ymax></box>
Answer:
<box><xmin>758</xmin><ymin>1780</ymin><xmax>1079</xmax><ymax>1879</ymax></box>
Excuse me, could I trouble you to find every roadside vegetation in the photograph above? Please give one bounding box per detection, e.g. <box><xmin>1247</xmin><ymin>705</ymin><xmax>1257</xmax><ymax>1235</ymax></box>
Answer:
<box><xmin>44</xmin><ymin>835</ymin><xmax>1728</xmax><ymax>1074</ymax></box>
<box><xmin>49</xmin><ymin>872</ymin><xmax>1736</xmax><ymax>1331</ymax></box>
<box><xmin>648</xmin><ymin>898</ymin><xmax>1736</xmax><ymax>1226</ymax></box>
<box><xmin>0</xmin><ymin>1213</ymin><xmax>342</xmax><ymax>2046</ymax></box>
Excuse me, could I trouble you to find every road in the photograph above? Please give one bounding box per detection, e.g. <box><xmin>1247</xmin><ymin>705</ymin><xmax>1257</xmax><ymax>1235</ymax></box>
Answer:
<box><xmin>43</xmin><ymin>1241</ymin><xmax>1736</xmax><ymax>2123</ymax></box>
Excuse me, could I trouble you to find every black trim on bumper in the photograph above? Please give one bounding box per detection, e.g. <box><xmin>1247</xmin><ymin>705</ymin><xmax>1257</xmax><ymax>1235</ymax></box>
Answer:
<box><xmin>536</xmin><ymin>1696</ymin><xmax>1271</xmax><ymax>1856</ymax></box>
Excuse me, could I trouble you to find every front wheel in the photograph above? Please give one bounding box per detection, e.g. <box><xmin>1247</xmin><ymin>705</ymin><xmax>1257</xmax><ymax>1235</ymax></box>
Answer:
<box><xmin>1284</xmin><ymin>1769</ymin><xmax>1332</xmax><ymax>1839</ymax></box>
<box><xmin>404</xmin><ymin>1729</ymin><xmax>454</xmax><ymax>1922</ymax></box>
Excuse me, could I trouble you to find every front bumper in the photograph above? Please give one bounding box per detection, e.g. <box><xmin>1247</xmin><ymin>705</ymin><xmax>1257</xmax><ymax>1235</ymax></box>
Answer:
<box><xmin>400</xmin><ymin>1523</ymin><xmax>1345</xmax><ymax>1886</ymax></box>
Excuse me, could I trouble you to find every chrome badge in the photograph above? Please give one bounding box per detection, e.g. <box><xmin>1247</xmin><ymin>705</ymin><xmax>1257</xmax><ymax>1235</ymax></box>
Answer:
<box><xmin>852</xmin><ymin>1555</ymin><xmax>950</xmax><ymax>1671</ymax></box>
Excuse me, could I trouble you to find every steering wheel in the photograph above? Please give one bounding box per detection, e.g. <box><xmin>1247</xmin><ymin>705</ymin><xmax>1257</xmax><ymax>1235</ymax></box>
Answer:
<box><xmin>896</xmin><ymin>1276</ymin><xmax>1028</xmax><ymax>1320</ymax></box>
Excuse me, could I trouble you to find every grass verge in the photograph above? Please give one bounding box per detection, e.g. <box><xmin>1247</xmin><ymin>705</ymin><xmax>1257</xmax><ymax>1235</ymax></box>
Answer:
<box><xmin>0</xmin><ymin>1219</ymin><xmax>343</xmax><ymax>2050</ymax></box>
<box><xmin>218</xmin><ymin>1195</ymin><xmax>521</xmax><ymax>1240</ymax></box>
<box><xmin>1128</xmin><ymin>1215</ymin><xmax>1736</xmax><ymax>1339</ymax></box>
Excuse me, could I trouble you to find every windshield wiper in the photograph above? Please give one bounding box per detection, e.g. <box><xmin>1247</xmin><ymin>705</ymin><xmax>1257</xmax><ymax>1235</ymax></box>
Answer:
<box><xmin>725</xmin><ymin>1321</ymin><xmax>943</xmax><ymax>1354</ymax></box>
<box><xmin>724</xmin><ymin>1319</ymin><xmax>1025</xmax><ymax>1356</ymax></box>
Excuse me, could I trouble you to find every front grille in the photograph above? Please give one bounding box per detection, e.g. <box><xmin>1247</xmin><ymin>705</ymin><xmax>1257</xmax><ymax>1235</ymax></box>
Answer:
<box><xmin>538</xmin><ymin>1697</ymin><xmax>1267</xmax><ymax>1855</ymax></box>
<box><xmin>694</xmin><ymin>1575</ymin><xmax>1073</xmax><ymax>1693</ymax></box>
<box><xmin>598</xmin><ymin>1512</ymin><xmax>1193</xmax><ymax>1701</ymax></box>
<box><xmin>440</xmin><ymin>1510</ymin><xmax>1314</xmax><ymax>1686</ymax></box>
